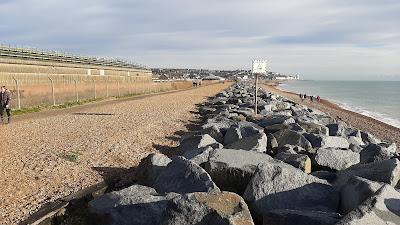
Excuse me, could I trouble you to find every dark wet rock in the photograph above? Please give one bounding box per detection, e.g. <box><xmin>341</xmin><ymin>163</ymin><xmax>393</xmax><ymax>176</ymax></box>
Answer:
<box><xmin>360</xmin><ymin>143</ymin><xmax>394</xmax><ymax>164</ymax></box>
<box><xmin>262</xmin><ymin>209</ymin><xmax>340</xmax><ymax>225</ymax></box>
<box><xmin>326</xmin><ymin>123</ymin><xmax>345</xmax><ymax>136</ymax></box>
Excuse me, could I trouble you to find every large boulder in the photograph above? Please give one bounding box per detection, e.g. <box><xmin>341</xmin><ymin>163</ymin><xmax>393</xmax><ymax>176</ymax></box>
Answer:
<box><xmin>179</xmin><ymin>134</ymin><xmax>218</xmax><ymax>152</ymax></box>
<box><xmin>200</xmin><ymin>125</ymin><xmax>224</xmax><ymax>143</ymax></box>
<box><xmin>226</xmin><ymin>133</ymin><xmax>268</xmax><ymax>153</ymax></box>
<box><xmin>274</xmin><ymin>152</ymin><xmax>311</xmax><ymax>174</ymax></box>
<box><xmin>298</xmin><ymin>122</ymin><xmax>329</xmax><ymax>135</ymax></box>
<box><xmin>204</xmin><ymin>148</ymin><xmax>277</xmax><ymax>195</ymax></box>
<box><xmin>89</xmin><ymin>185</ymin><xmax>175</xmax><ymax>225</ymax></box>
<box><xmin>339</xmin><ymin>176</ymin><xmax>384</xmax><ymax>214</ymax></box>
<box><xmin>182</xmin><ymin>146</ymin><xmax>215</xmax><ymax>166</ymax></box>
<box><xmin>335</xmin><ymin>185</ymin><xmax>400</xmax><ymax>225</ymax></box>
<box><xmin>335</xmin><ymin>158</ymin><xmax>400</xmax><ymax>188</ymax></box>
<box><xmin>360</xmin><ymin>131</ymin><xmax>380</xmax><ymax>144</ymax></box>
<box><xmin>262</xmin><ymin>209</ymin><xmax>340</xmax><ymax>225</ymax></box>
<box><xmin>153</xmin><ymin>156</ymin><xmax>220</xmax><ymax>194</ymax></box>
<box><xmin>163</xmin><ymin>191</ymin><xmax>255</xmax><ymax>225</ymax></box>
<box><xmin>256</xmin><ymin>115</ymin><xmax>295</xmax><ymax>127</ymax></box>
<box><xmin>135</xmin><ymin>153</ymin><xmax>172</xmax><ymax>186</ymax></box>
<box><xmin>360</xmin><ymin>143</ymin><xmax>396</xmax><ymax>164</ymax></box>
<box><xmin>314</xmin><ymin>148</ymin><xmax>360</xmax><ymax>171</ymax></box>
<box><xmin>202</xmin><ymin>115</ymin><xmax>236</xmax><ymax>133</ymax></box>
<box><xmin>264</xmin><ymin>123</ymin><xmax>304</xmax><ymax>135</ymax></box>
<box><xmin>243</xmin><ymin>163</ymin><xmax>339</xmax><ymax>216</ymax></box>
<box><xmin>321</xmin><ymin>136</ymin><xmax>350</xmax><ymax>149</ymax></box>
<box><xmin>223</xmin><ymin>126</ymin><xmax>242</xmax><ymax>145</ymax></box>
<box><xmin>273</xmin><ymin>129</ymin><xmax>312</xmax><ymax>150</ymax></box>
<box><xmin>326</xmin><ymin>123</ymin><xmax>345</xmax><ymax>136</ymax></box>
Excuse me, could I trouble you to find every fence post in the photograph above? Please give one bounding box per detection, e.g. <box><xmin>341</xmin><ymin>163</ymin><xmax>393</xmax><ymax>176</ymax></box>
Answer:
<box><xmin>106</xmin><ymin>76</ymin><xmax>109</xmax><ymax>98</ymax></box>
<box><xmin>93</xmin><ymin>78</ymin><xmax>96</xmax><ymax>99</ymax></box>
<box><xmin>117</xmin><ymin>78</ymin><xmax>120</xmax><ymax>97</ymax></box>
<box><xmin>73</xmin><ymin>79</ymin><xmax>79</xmax><ymax>102</ymax></box>
<box><xmin>48</xmin><ymin>76</ymin><xmax>56</xmax><ymax>106</ymax></box>
<box><xmin>12</xmin><ymin>76</ymin><xmax>21</xmax><ymax>109</ymax></box>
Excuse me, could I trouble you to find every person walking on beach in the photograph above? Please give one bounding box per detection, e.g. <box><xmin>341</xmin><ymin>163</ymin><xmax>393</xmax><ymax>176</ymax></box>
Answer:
<box><xmin>310</xmin><ymin>95</ymin><xmax>314</xmax><ymax>102</ymax></box>
<box><xmin>317</xmin><ymin>95</ymin><xmax>321</xmax><ymax>103</ymax></box>
<box><xmin>0</xmin><ymin>86</ymin><xmax>11</xmax><ymax>124</ymax></box>
<box><xmin>299</xmin><ymin>93</ymin><xmax>303</xmax><ymax>100</ymax></box>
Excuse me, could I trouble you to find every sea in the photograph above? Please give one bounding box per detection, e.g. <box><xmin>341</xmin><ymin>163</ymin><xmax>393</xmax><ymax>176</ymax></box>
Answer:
<box><xmin>278</xmin><ymin>80</ymin><xmax>400</xmax><ymax>128</ymax></box>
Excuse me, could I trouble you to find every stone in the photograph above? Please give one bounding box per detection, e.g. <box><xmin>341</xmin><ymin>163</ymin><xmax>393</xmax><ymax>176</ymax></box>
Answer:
<box><xmin>199</xmin><ymin>106</ymin><xmax>217</xmax><ymax>116</ymax></box>
<box><xmin>275</xmin><ymin>102</ymin><xmax>291</xmax><ymax>111</ymax></box>
<box><xmin>164</xmin><ymin>191</ymin><xmax>255</xmax><ymax>225</ymax></box>
<box><xmin>204</xmin><ymin>148</ymin><xmax>277</xmax><ymax>195</ymax></box>
<box><xmin>360</xmin><ymin>143</ymin><xmax>394</xmax><ymax>164</ymax></box>
<box><xmin>335</xmin><ymin>185</ymin><xmax>400</xmax><ymax>225</ymax></box>
<box><xmin>311</xmin><ymin>171</ymin><xmax>338</xmax><ymax>183</ymax></box>
<box><xmin>238</xmin><ymin>121</ymin><xmax>264</xmax><ymax>137</ymax></box>
<box><xmin>314</xmin><ymin>148</ymin><xmax>360</xmax><ymax>171</ymax></box>
<box><xmin>243</xmin><ymin>163</ymin><xmax>339</xmax><ymax>216</ymax></box>
<box><xmin>256</xmin><ymin>115</ymin><xmax>295</xmax><ymax>127</ymax></box>
<box><xmin>274</xmin><ymin>152</ymin><xmax>312</xmax><ymax>174</ymax></box>
<box><xmin>226</xmin><ymin>133</ymin><xmax>268</xmax><ymax>153</ymax></box>
<box><xmin>180</xmin><ymin>134</ymin><xmax>218</xmax><ymax>152</ymax></box>
<box><xmin>200</xmin><ymin>125</ymin><xmax>224</xmax><ymax>143</ymax></box>
<box><xmin>266</xmin><ymin>133</ymin><xmax>278</xmax><ymax>152</ymax></box>
<box><xmin>326</xmin><ymin>123</ymin><xmax>345</xmax><ymax>136</ymax></box>
<box><xmin>273</xmin><ymin>129</ymin><xmax>312</xmax><ymax>150</ymax></box>
<box><xmin>135</xmin><ymin>153</ymin><xmax>172</xmax><ymax>186</ymax></box>
<box><xmin>182</xmin><ymin>146</ymin><xmax>214</xmax><ymax>166</ymax></box>
<box><xmin>153</xmin><ymin>156</ymin><xmax>220</xmax><ymax>194</ymax></box>
<box><xmin>360</xmin><ymin>131</ymin><xmax>380</xmax><ymax>144</ymax></box>
<box><xmin>223</xmin><ymin>126</ymin><xmax>242</xmax><ymax>145</ymax></box>
<box><xmin>262</xmin><ymin>209</ymin><xmax>340</xmax><ymax>225</ymax></box>
<box><xmin>303</xmin><ymin>133</ymin><xmax>323</xmax><ymax>148</ymax></box>
<box><xmin>202</xmin><ymin>115</ymin><xmax>237</xmax><ymax>133</ymax></box>
<box><xmin>264</xmin><ymin>123</ymin><xmax>304</xmax><ymax>135</ymax></box>
<box><xmin>321</xmin><ymin>136</ymin><xmax>350</xmax><ymax>149</ymax></box>
<box><xmin>89</xmin><ymin>185</ymin><xmax>175</xmax><ymax>225</ymax></box>
<box><xmin>340</xmin><ymin>176</ymin><xmax>384</xmax><ymax>214</ymax></box>
<box><xmin>335</xmin><ymin>158</ymin><xmax>400</xmax><ymax>188</ymax></box>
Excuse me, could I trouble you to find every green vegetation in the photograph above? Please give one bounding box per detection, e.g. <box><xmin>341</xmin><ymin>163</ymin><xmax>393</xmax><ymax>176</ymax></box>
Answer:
<box><xmin>62</xmin><ymin>152</ymin><xmax>80</xmax><ymax>163</ymax></box>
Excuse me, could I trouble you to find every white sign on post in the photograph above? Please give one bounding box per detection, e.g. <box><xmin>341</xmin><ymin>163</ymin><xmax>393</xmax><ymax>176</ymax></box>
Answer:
<box><xmin>252</xmin><ymin>60</ymin><xmax>267</xmax><ymax>74</ymax></box>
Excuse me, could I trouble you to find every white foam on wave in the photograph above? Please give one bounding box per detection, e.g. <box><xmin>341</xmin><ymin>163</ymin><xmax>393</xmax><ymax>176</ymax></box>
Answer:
<box><xmin>334</xmin><ymin>101</ymin><xmax>400</xmax><ymax>129</ymax></box>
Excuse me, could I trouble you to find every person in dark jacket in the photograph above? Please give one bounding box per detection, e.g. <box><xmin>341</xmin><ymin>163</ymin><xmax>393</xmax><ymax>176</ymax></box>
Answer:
<box><xmin>0</xmin><ymin>86</ymin><xmax>11</xmax><ymax>124</ymax></box>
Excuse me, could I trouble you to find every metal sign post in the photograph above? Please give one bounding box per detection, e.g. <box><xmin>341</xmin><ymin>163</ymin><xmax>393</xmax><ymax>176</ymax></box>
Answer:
<box><xmin>252</xmin><ymin>60</ymin><xmax>267</xmax><ymax>115</ymax></box>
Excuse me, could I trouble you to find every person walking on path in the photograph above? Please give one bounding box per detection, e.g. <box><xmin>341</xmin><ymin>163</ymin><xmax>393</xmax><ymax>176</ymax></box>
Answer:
<box><xmin>0</xmin><ymin>86</ymin><xmax>11</xmax><ymax>124</ymax></box>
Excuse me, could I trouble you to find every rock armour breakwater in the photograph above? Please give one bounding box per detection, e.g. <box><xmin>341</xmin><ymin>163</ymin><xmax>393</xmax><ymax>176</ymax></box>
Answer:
<box><xmin>88</xmin><ymin>82</ymin><xmax>400</xmax><ymax>225</ymax></box>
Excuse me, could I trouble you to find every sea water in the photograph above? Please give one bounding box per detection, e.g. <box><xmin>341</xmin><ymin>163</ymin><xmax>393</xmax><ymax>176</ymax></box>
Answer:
<box><xmin>278</xmin><ymin>80</ymin><xmax>400</xmax><ymax>128</ymax></box>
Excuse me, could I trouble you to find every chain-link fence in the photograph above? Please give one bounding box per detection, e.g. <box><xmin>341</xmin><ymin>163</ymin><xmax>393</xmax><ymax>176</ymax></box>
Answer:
<box><xmin>0</xmin><ymin>73</ymin><xmax>195</xmax><ymax>109</ymax></box>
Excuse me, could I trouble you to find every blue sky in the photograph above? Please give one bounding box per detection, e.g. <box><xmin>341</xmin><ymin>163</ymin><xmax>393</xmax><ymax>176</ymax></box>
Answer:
<box><xmin>1</xmin><ymin>0</ymin><xmax>400</xmax><ymax>80</ymax></box>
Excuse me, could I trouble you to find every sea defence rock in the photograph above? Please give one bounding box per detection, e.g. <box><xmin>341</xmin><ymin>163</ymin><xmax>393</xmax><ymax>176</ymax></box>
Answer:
<box><xmin>339</xmin><ymin>176</ymin><xmax>384</xmax><ymax>214</ymax></box>
<box><xmin>298</xmin><ymin>122</ymin><xmax>329</xmax><ymax>135</ymax></box>
<box><xmin>360</xmin><ymin>143</ymin><xmax>395</xmax><ymax>163</ymax></box>
<box><xmin>314</xmin><ymin>148</ymin><xmax>360</xmax><ymax>171</ymax></box>
<box><xmin>274</xmin><ymin>151</ymin><xmax>311</xmax><ymax>174</ymax></box>
<box><xmin>204</xmin><ymin>148</ymin><xmax>277</xmax><ymax>195</ymax></box>
<box><xmin>273</xmin><ymin>129</ymin><xmax>312</xmax><ymax>150</ymax></box>
<box><xmin>163</xmin><ymin>191</ymin><xmax>254</xmax><ymax>225</ymax></box>
<box><xmin>153</xmin><ymin>156</ymin><xmax>220</xmax><ymax>194</ymax></box>
<box><xmin>335</xmin><ymin>158</ymin><xmax>400</xmax><ymax>188</ymax></box>
<box><xmin>182</xmin><ymin>146</ymin><xmax>214</xmax><ymax>165</ymax></box>
<box><xmin>326</xmin><ymin>123</ymin><xmax>345</xmax><ymax>136</ymax></box>
<box><xmin>243</xmin><ymin>163</ymin><xmax>339</xmax><ymax>216</ymax></box>
<box><xmin>135</xmin><ymin>153</ymin><xmax>172</xmax><ymax>186</ymax></box>
<box><xmin>335</xmin><ymin>185</ymin><xmax>400</xmax><ymax>225</ymax></box>
<box><xmin>179</xmin><ymin>134</ymin><xmax>219</xmax><ymax>151</ymax></box>
<box><xmin>321</xmin><ymin>136</ymin><xmax>350</xmax><ymax>149</ymax></box>
<box><xmin>223</xmin><ymin>126</ymin><xmax>242</xmax><ymax>145</ymax></box>
<box><xmin>262</xmin><ymin>209</ymin><xmax>340</xmax><ymax>225</ymax></box>
<box><xmin>256</xmin><ymin>115</ymin><xmax>295</xmax><ymax>127</ymax></box>
<box><xmin>89</xmin><ymin>185</ymin><xmax>175</xmax><ymax>225</ymax></box>
<box><xmin>226</xmin><ymin>133</ymin><xmax>268</xmax><ymax>152</ymax></box>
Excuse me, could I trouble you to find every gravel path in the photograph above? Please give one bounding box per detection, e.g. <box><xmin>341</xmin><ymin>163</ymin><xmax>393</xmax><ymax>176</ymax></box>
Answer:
<box><xmin>0</xmin><ymin>83</ymin><xmax>230</xmax><ymax>224</ymax></box>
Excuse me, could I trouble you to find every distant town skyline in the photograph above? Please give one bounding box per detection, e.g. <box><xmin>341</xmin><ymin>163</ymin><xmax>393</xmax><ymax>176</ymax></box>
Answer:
<box><xmin>1</xmin><ymin>0</ymin><xmax>399</xmax><ymax>80</ymax></box>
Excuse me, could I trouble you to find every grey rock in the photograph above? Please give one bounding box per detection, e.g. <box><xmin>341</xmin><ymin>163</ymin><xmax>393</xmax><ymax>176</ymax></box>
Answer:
<box><xmin>340</xmin><ymin>176</ymin><xmax>384</xmax><ymax>214</ymax></box>
<box><xmin>135</xmin><ymin>153</ymin><xmax>172</xmax><ymax>186</ymax></box>
<box><xmin>266</xmin><ymin>133</ymin><xmax>278</xmax><ymax>151</ymax></box>
<box><xmin>274</xmin><ymin>152</ymin><xmax>312</xmax><ymax>174</ymax></box>
<box><xmin>360</xmin><ymin>143</ymin><xmax>394</xmax><ymax>164</ymax></box>
<box><xmin>327</xmin><ymin>123</ymin><xmax>345</xmax><ymax>136</ymax></box>
<box><xmin>360</xmin><ymin>131</ymin><xmax>380</xmax><ymax>144</ymax></box>
<box><xmin>303</xmin><ymin>133</ymin><xmax>323</xmax><ymax>148</ymax></box>
<box><xmin>257</xmin><ymin>115</ymin><xmax>295</xmax><ymax>127</ymax></box>
<box><xmin>239</xmin><ymin>121</ymin><xmax>264</xmax><ymax>137</ymax></box>
<box><xmin>273</xmin><ymin>129</ymin><xmax>312</xmax><ymax>150</ymax></box>
<box><xmin>321</xmin><ymin>136</ymin><xmax>350</xmax><ymax>149</ymax></box>
<box><xmin>89</xmin><ymin>185</ymin><xmax>174</xmax><ymax>225</ymax></box>
<box><xmin>347</xmin><ymin>136</ymin><xmax>364</xmax><ymax>147</ymax></box>
<box><xmin>336</xmin><ymin>185</ymin><xmax>400</xmax><ymax>225</ymax></box>
<box><xmin>311</xmin><ymin>171</ymin><xmax>338</xmax><ymax>183</ymax></box>
<box><xmin>275</xmin><ymin>102</ymin><xmax>291</xmax><ymax>111</ymax></box>
<box><xmin>153</xmin><ymin>156</ymin><xmax>220</xmax><ymax>194</ymax></box>
<box><xmin>223</xmin><ymin>126</ymin><xmax>242</xmax><ymax>145</ymax></box>
<box><xmin>264</xmin><ymin>123</ymin><xmax>304</xmax><ymax>135</ymax></box>
<box><xmin>182</xmin><ymin>146</ymin><xmax>214</xmax><ymax>166</ymax></box>
<box><xmin>262</xmin><ymin>209</ymin><xmax>340</xmax><ymax>225</ymax></box>
<box><xmin>180</xmin><ymin>134</ymin><xmax>218</xmax><ymax>152</ymax></box>
<box><xmin>200</xmin><ymin>125</ymin><xmax>224</xmax><ymax>143</ymax></box>
<box><xmin>164</xmin><ymin>191</ymin><xmax>255</xmax><ymax>225</ymax></box>
<box><xmin>314</xmin><ymin>148</ymin><xmax>360</xmax><ymax>171</ymax></box>
<box><xmin>335</xmin><ymin>158</ymin><xmax>400</xmax><ymax>188</ymax></box>
<box><xmin>243</xmin><ymin>163</ymin><xmax>339</xmax><ymax>216</ymax></box>
<box><xmin>199</xmin><ymin>106</ymin><xmax>217</xmax><ymax>116</ymax></box>
<box><xmin>204</xmin><ymin>148</ymin><xmax>277</xmax><ymax>194</ymax></box>
<box><xmin>202</xmin><ymin>115</ymin><xmax>236</xmax><ymax>133</ymax></box>
<box><xmin>226</xmin><ymin>133</ymin><xmax>268</xmax><ymax>153</ymax></box>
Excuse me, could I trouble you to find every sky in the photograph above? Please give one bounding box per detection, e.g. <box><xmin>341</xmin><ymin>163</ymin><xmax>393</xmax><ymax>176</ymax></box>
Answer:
<box><xmin>1</xmin><ymin>0</ymin><xmax>400</xmax><ymax>80</ymax></box>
